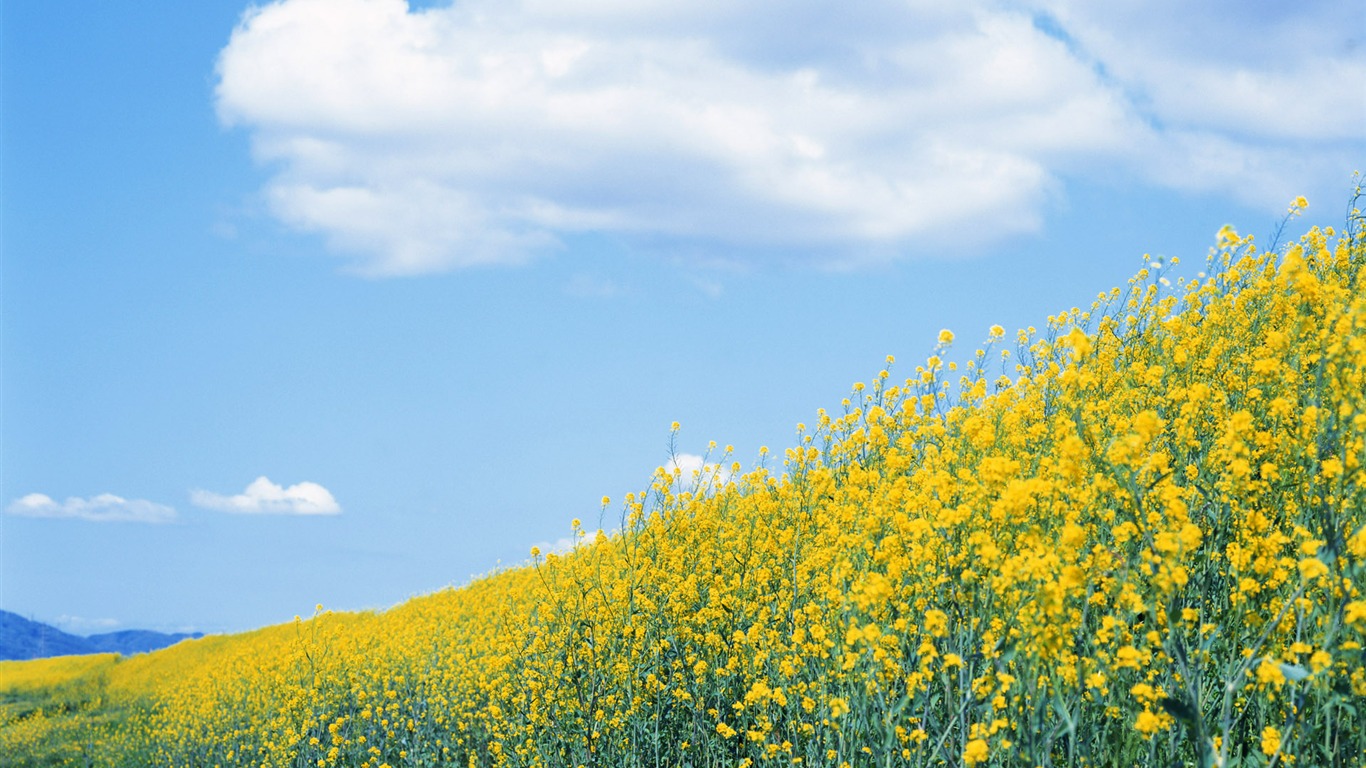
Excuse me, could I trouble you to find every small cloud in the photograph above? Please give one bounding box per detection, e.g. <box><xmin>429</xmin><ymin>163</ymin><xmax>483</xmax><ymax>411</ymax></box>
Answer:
<box><xmin>5</xmin><ymin>493</ymin><xmax>177</xmax><ymax>523</ymax></box>
<box><xmin>530</xmin><ymin>523</ymin><xmax>615</xmax><ymax>559</ymax></box>
<box><xmin>529</xmin><ymin>535</ymin><xmax>579</xmax><ymax>558</ymax></box>
<box><xmin>54</xmin><ymin>615</ymin><xmax>121</xmax><ymax>635</ymax></box>
<box><xmin>191</xmin><ymin>476</ymin><xmax>341</xmax><ymax>516</ymax></box>
<box><xmin>663</xmin><ymin>453</ymin><xmax>734</xmax><ymax>495</ymax></box>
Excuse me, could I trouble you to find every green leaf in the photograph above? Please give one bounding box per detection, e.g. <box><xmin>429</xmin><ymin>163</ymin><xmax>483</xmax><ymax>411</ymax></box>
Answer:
<box><xmin>1278</xmin><ymin>663</ymin><xmax>1311</xmax><ymax>682</ymax></box>
<box><xmin>1159</xmin><ymin>696</ymin><xmax>1197</xmax><ymax>724</ymax></box>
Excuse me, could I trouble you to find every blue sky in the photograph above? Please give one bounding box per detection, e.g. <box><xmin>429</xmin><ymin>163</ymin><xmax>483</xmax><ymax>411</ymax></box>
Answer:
<box><xmin>3</xmin><ymin>0</ymin><xmax>1362</xmax><ymax>635</ymax></box>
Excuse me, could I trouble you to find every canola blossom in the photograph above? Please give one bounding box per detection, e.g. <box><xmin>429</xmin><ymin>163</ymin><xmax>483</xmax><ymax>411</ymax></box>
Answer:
<box><xmin>4</xmin><ymin>196</ymin><xmax>1366</xmax><ymax>766</ymax></box>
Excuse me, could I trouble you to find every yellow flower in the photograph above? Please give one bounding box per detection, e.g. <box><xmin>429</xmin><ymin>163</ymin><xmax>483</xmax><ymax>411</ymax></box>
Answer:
<box><xmin>1298</xmin><ymin>557</ymin><xmax>1329</xmax><ymax>581</ymax></box>
<box><xmin>938</xmin><ymin>329</ymin><xmax>955</xmax><ymax>346</ymax></box>
<box><xmin>962</xmin><ymin>738</ymin><xmax>989</xmax><ymax>765</ymax></box>
<box><xmin>1130</xmin><ymin>683</ymin><xmax>1159</xmax><ymax>706</ymax></box>
<box><xmin>1062</xmin><ymin>327</ymin><xmax>1092</xmax><ymax>360</ymax></box>
<box><xmin>1261</xmin><ymin>726</ymin><xmax>1281</xmax><ymax>756</ymax></box>
<box><xmin>923</xmin><ymin>609</ymin><xmax>949</xmax><ymax>638</ymax></box>
<box><xmin>1345</xmin><ymin>601</ymin><xmax>1366</xmax><ymax>628</ymax></box>
<box><xmin>1114</xmin><ymin>646</ymin><xmax>1143</xmax><ymax>670</ymax></box>
<box><xmin>1310</xmin><ymin>650</ymin><xmax>1332</xmax><ymax>673</ymax></box>
<box><xmin>1256</xmin><ymin>657</ymin><xmax>1286</xmax><ymax>687</ymax></box>
<box><xmin>1134</xmin><ymin>710</ymin><xmax>1164</xmax><ymax>736</ymax></box>
<box><xmin>1349</xmin><ymin>528</ymin><xmax>1366</xmax><ymax>560</ymax></box>
<box><xmin>1321</xmin><ymin>457</ymin><xmax>1344</xmax><ymax>479</ymax></box>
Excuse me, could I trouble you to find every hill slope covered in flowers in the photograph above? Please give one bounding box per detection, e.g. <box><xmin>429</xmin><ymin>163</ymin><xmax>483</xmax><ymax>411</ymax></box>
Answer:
<box><xmin>4</xmin><ymin>198</ymin><xmax>1366</xmax><ymax>767</ymax></box>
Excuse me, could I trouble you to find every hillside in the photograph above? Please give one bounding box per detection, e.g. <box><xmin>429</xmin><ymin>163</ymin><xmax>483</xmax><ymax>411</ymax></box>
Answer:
<box><xmin>0</xmin><ymin>610</ymin><xmax>202</xmax><ymax>661</ymax></box>
<box><xmin>3</xmin><ymin>203</ymin><xmax>1364</xmax><ymax>766</ymax></box>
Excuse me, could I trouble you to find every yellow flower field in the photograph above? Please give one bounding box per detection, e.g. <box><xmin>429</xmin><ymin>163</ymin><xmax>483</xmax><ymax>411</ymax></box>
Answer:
<box><xmin>4</xmin><ymin>193</ymin><xmax>1365</xmax><ymax>767</ymax></box>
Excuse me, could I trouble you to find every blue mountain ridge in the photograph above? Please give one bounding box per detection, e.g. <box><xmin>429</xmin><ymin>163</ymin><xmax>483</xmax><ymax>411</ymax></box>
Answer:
<box><xmin>0</xmin><ymin>610</ymin><xmax>202</xmax><ymax>661</ymax></box>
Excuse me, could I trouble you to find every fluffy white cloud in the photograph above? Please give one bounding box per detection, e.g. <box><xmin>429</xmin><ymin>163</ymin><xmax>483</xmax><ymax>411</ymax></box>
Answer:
<box><xmin>663</xmin><ymin>452</ymin><xmax>734</xmax><ymax>495</ymax></box>
<box><xmin>1031</xmin><ymin>0</ymin><xmax>1365</xmax><ymax>206</ymax></box>
<box><xmin>530</xmin><ymin>523</ymin><xmax>615</xmax><ymax>558</ymax></box>
<box><xmin>5</xmin><ymin>493</ymin><xmax>177</xmax><ymax>523</ymax></box>
<box><xmin>216</xmin><ymin>0</ymin><xmax>1365</xmax><ymax>275</ymax></box>
<box><xmin>528</xmin><ymin>535</ymin><xmax>579</xmax><ymax>558</ymax></box>
<box><xmin>190</xmin><ymin>476</ymin><xmax>341</xmax><ymax>515</ymax></box>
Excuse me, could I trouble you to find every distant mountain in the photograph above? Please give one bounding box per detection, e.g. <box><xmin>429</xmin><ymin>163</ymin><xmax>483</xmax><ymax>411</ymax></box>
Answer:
<box><xmin>0</xmin><ymin>610</ymin><xmax>202</xmax><ymax>661</ymax></box>
<box><xmin>85</xmin><ymin>629</ymin><xmax>203</xmax><ymax>656</ymax></box>
<box><xmin>0</xmin><ymin>611</ymin><xmax>92</xmax><ymax>660</ymax></box>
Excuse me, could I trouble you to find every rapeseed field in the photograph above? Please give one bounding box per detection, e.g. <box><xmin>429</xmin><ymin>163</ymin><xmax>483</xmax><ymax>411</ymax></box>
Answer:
<box><xmin>4</xmin><ymin>194</ymin><xmax>1365</xmax><ymax>767</ymax></box>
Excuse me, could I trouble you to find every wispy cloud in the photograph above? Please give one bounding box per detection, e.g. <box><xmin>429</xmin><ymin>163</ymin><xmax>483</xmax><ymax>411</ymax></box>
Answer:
<box><xmin>190</xmin><ymin>476</ymin><xmax>341</xmax><ymax>515</ymax></box>
<box><xmin>5</xmin><ymin>493</ymin><xmax>177</xmax><ymax>523</ymax></box>
<box><xmin>216</xmin><ymin>0</ymin><xmax>1364</xmax><ymax>275</ymax></box>
<box><xmin>54</xmin><ymin>615</ymin><xmax>121</xmax><ymax>635</ymax></box>
<box><xmin>564</xmin><ymin>274</ymin><xmax>624</xmax><ymax>298</ymax></box>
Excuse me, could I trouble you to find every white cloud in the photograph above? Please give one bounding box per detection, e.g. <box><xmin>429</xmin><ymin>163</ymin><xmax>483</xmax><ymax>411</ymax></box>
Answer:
<box><xmin>1036</xmin><ymin>0</ymin><xmax>1363</xmax><ymax>140</ymax></box>
<box><xmin>54</xmin><ymin>615</ymin><xmax>121</xmax><ymax>635</ymax></box>
<box><xmin>1032</xmin><ymin>0</ymin><xmax>1365</xmax><ymax>209</ymax></box>
<box><xmin>663</xmin><ymin>452</ymin><xmax>734</xmax><ymax>495</ymax></box>
<box><xmin>529</xmin><ymin>535</ymin><xmax>579</xmax><ymax>557</ymax></box>
<box><xmin>216</xmin><ymin>0</ymin><xmax>1365</xmax><ymax>275</ymax></box>
<box><xmin>5</xmin><ymin>493</ymin><xmax>177</xmax><ymax>523</ymax></box>
<box><xmin>530</xmin><ymin>523</ymin><xmax>616</xmax><ymax>558</ymax></box>
<box><xmin>190</xmin><ymin>476</ymin><xmax>341</xmax><ymax>515</ymax></box>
